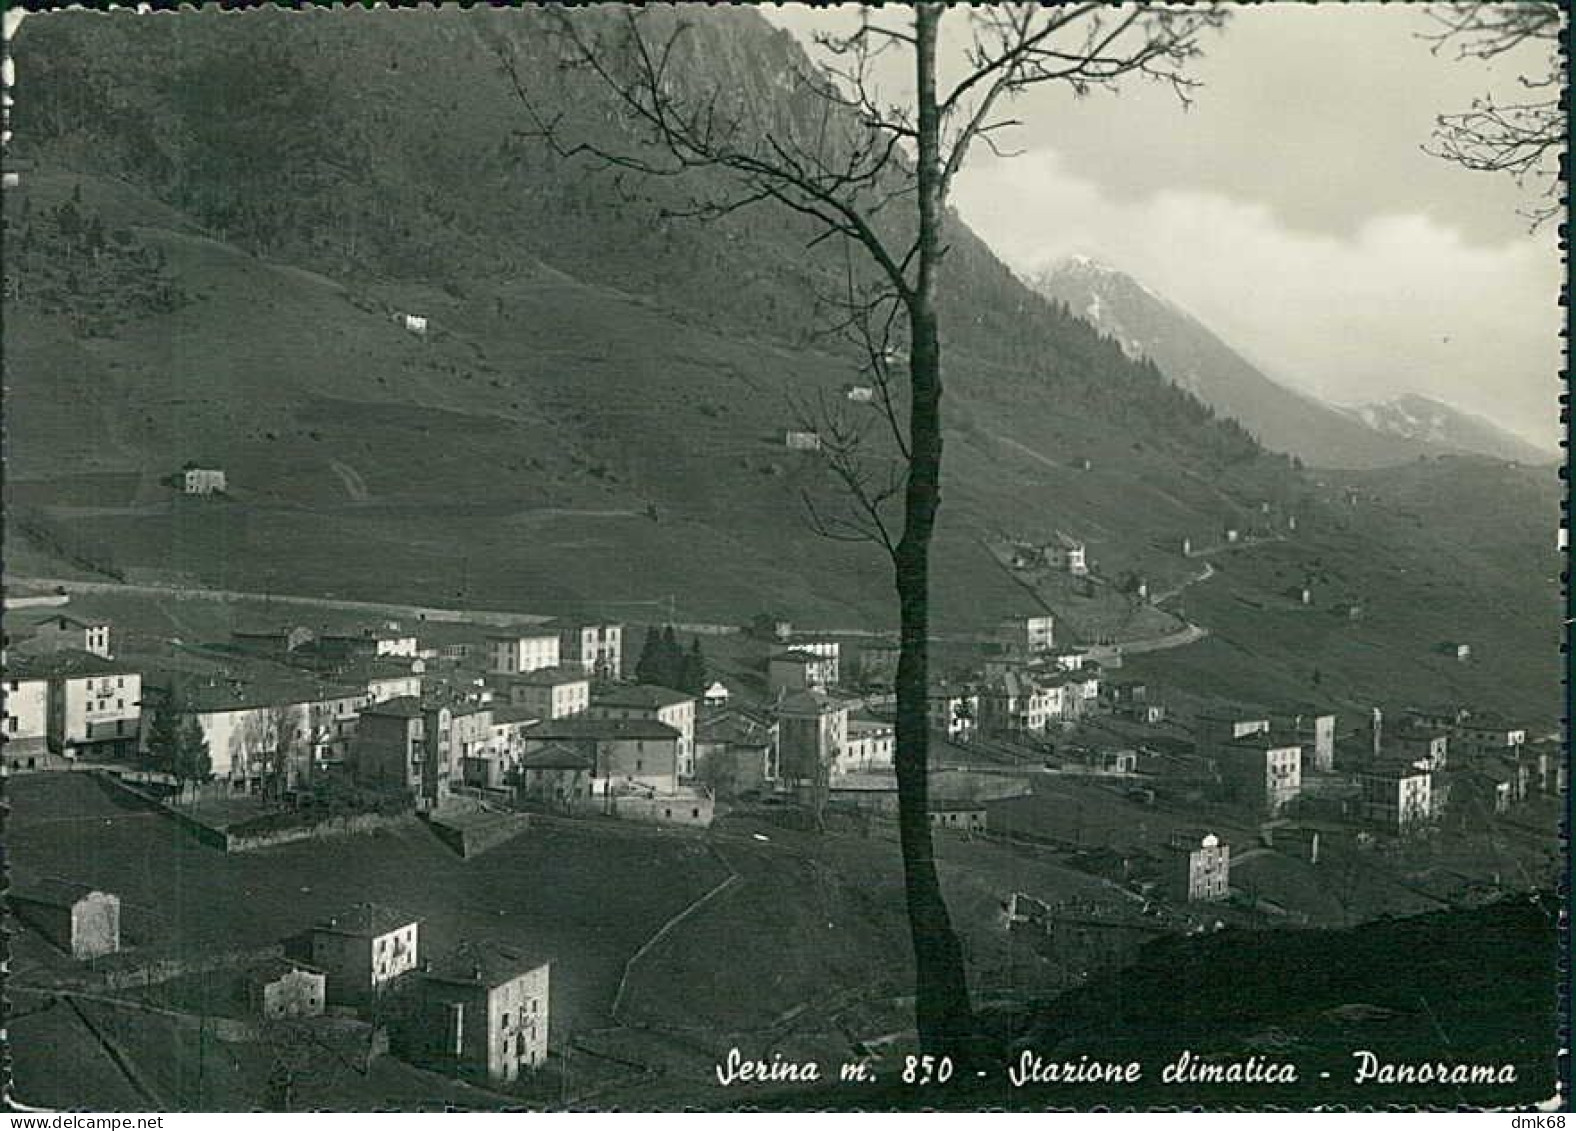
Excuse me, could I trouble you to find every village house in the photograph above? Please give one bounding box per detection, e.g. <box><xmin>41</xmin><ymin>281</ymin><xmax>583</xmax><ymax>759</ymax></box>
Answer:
<box><xmin>1168</xmin><ymin>832</ymin><xmax>1231</xmax><ymax>902</ymax></box>
<box><xmin>505</xmin><ymin>665</ymin><xmax>591</xmax><ymax>721</ymax></box>
<box><xmin>1357</xmin><ymin>761</ymin><xmax>1435</xmax><ymax>833</ymax></box>
<box><xmin>333</xmin><ymin>656</ymin><xmax>424</xmax><ymax>705</ymax></box>
<box><xmin>776</xmin><ymin>690</ymin><xmax>850</xmax><ymax>787</ymax></box>
<box><xmin>785</xmin><ymin>637</ymin><xmax>841</xmax><ymax>683</ymax></box>
<box><xmin>514</xmin><ymin>743</ymin><xmax>597</xmax><ymax>811</ymax></box>
<box><xmin>486</xmin><ymin>629</ymin><xmax>561</xmax><ymax>677</ymax></box>
<box><xmin>1455</xmin><ymin>714</ymin><xmax>1527</xmax><ymax>760</ymax></box>
<box><xmin>11</xmin><ymin>880</ymin><xmax>120</xmax><ymax>960</ymax></box>
<box><xmin>548</xmin><ymin>618</ymin><xmax>623</xmax><ymax>680</ymax></box>
<box><xmin>694</xmin><ymin>707</ymin><xmax>778</xmax><ymax>798</ymax></box>
<box><xmin>1047</xmin><ymin>533</ymin><xmax>1088</xmax><ymax>576</ymax></box>
<box><xmin>927</xmin><ymin>684</ymin><xmax>979</xmax><ymax>742</ymax></box>
<box><xmin>251</xmin><ymin>959</ymin><xmax>327</xmax><ymax>1021</ymax></box>
<box><xmin>2</xmin><ymin>667</ymin><xmax>51</xmax><ymax>770</ymax></box>
<box><xmin>855</xmin><ymin>642</ymin><xmax>901</xmax><ymax>689</ymax></box>
<box><xmin>995</xmin><ymin>614</ymin><xmax>1056</xmax><ymax>656</ymax></box>
<box><xmin>182</xmin><ymin>466</ymin><xmax>227</xmax><ymax>495</ymax></box>
<box><xmin>702</xmin><ymin>680</ymin><xmax>730</xmax><ymax>708</ymax></box>
<box><xmin>521</xmin><ymin>716</ymin><xmax>682</xmax><ymax>799</ymax></box>
<box><xmin>979</xmin><ymin>669</ymin><xmax>1061</xmax><ymax>736</ymax></box>
<box><xmin>353</xmin><ymin>695</ymin><xmax>496</xmax><ymax>809</ymax></box>
<box><xmin>844</xmin><ymin>383</ymin><xmax>875</xmax><ymax>403</ymax></box>
<box><xmin>11</xmin><ymin>651</ymin><xmax>143</xmax><ymax>763</ymax></box>
<box><xmin>398</xmin><ymin>943</ymin><xmax>549</xmax><ymax>1084</ymax></box>
<box><xmin>767</xmin><ymin>649</ymin><xmax>837</xmax><ymax>695</ymax></box>
<box><xmin>929</xmin><ymin>801</ymin><xmax>986</xmax><ymax>834</ymax></box>
<box><xmin>415</xmin><ymin>622</ymin><xmax>485</xmax><ymax>664</ymax></box>
<box><xmin>1216</xmin><ymin>733</ymin><xmax>1303</xmax><ymax>815</ymax></box>
<box><xmin>1274</xmin><ymin>710</ymin><xmax>1337</xmax><ymax>773</ymax></box>
<box><xmin>784</xmin><ymin>430</ymin><xmax>822</xmax><ymax>451</ymax></box>
<box><xmin>839</xmin><ymin>715</ymin><xmax>896</xmax><ymax>776</ymax></box>
<box><xmin>317</xmin><ymin>624</ymin><xmax>420</xmax><ymax>661</ymax></box>
<box><xmin>162</xmin><ymin>672</ymin><xmax>366</xmax><ymax>793</ymax></box>
<box><xmin>588</xmin><ymin>683</ymin><xmax>696</xmax><ymax>778</ymax></box>
<box><xmin>19</xmin><ymin>612</ymin><xmax>112</xmax><ymax>659</ymax></box>
<box><xmin>310</xmin><ymin>904</ymin><xmax>421</xmax><ymax>1009</ymax></box>
<box><xmin>1194</xmin><ymin>711</ymin><xmax>1273</xmax><ymax>743</ymax></box>
<box><xmin>1390</xmin><ymin>722</ymin><xmax>1450</xmax><ymax>771</ymax></box>
<box><xmin>462</xmin><ymin>704</ymin><xmax>539</xmax><ymax>791</ymax></box>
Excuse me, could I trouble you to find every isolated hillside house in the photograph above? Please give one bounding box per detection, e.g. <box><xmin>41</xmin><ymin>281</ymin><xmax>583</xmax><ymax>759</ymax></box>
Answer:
<box><xmin>548</xmin><ymin>618</ymin><xmax>623</xmax><ymax>679</ymax></box>
<box><xmin>784</xmin><ymin>430</ymin><xmax>822</xmax><ymax>451</ymax></box>
<box><xmin>840</xmin><ymin>715</ymin><xmax>896</xmax><ymax>776</ymax></box>
<box><xmin>506</xmin><ymin>665</ymin><xmax>591</xmax><ymax>721</ymax></box>
<box><xmin>775</xmin><ymin>690</ymin><xmax>850</xmax><ymax>785</ymax></box>
<box><xmin>1357</xmin><ymin>762</ymin><xmax>1434</xmax><ymax>833</ymax></box>
<box><xmin>11</xmin><ymin>881</ymin><xmax>120</xmax><ymax>960</ymax></box>
<box><xmin>1217</xmin><ymin>734</ymin><xmax>1303</xmax><ymax>815</ymax></box>
<box><xmin>843</xmin><ymin>383</ymin><xmax>876</xmax><ymax>403</ymax></box>
<box><xmin>929</xmin><ymin>801</ymin><xmax>986</xmax><ymax>834</ymax></box>
<box><xmin>399</xmin><ymin>943</ymin><xmax>549</xmax><ymax>1084</ymax></box>
<box><xmin>588</xmin><ymin>683</ymin><xmax>696</xmax><ymax>778</ymax></box>
<box><xmin>311</xmin><ymin>904</ymin><xmax>421</xmax><ymax>1008</ymax></box>
<box><xmin>702</xmin><ymin>680</ymin><xmax>730</xmax><ymax>707</ymax></box>
<box><xmin>694</xmin><ymin>708</ymin><xmax>778</xmax><ymax>798</ymax></box>
<box><xmin>521</xmin><ymin>716</ymin><xmax>682</xmax><ymax>799</ymax></box>
<box><xmin>395</xmin><ymin>311</ymin><xmax>428</xmax><ymax>335</ymax></box>
<box><xmin>996</xmin><ymin>614</ymin><xmax>1056</xmax><ymax>656</ymax></box>
<box><xmin>21</xmin><ymin>613</ymin><xmax>112</xmax><ymax>659</ymax></box>
<box><xmin>1170</xmin><ymin>833</ymin><xmax>1231</xmax><ymax>903</ymax></box>
<box><xmin>182</xmin><ymin>466</ymin><xmax>227</xmax><ymax>495</ymax></box>
<box><xmin>2</xmin><ymin>669</ymin><xmax>51</xmax><ymax>770</ymax></box>
<box><xmin>486</xmin><ymin>630</ymin><xmax>561</xmax><ymax>676</ymax></box>
<box><xmin>251</xmin><ymin>959</ymin><xmax>327</xmax><ymax>1020</ymax></box>
<box><xmin>1439</xmin><ymin>642</ymin><xmax>1472</xmax><ymax>662</ymax></box>
<box><xmin>1047</xmin><ymin>533</ymin><xmax>1089</xmax><ymax>576</ymax></box>
<box><xmin>1194</xmin><ymin>711</ymin><xmax>1273</xmax><ymax>743</ymax></box>
<box><xmin>767</xmin><ymin>649</ymin><xmax>837</xmax><ymax>695</ymax></box>
<box><xmin>9</xmin><ymin>651</ymin><xmax>142</xmax><ymax>762</ymax></box>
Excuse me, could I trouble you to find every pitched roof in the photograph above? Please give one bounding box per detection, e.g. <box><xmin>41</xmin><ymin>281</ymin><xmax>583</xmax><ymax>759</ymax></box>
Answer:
<box><xmin>24</xmin><ymin>612</ymin><xmax>107</xmax><ymax>631</ymax></box>
<box><xmin>775</xmin><ymin>689</ymin><xmax>844</xmax><ymax>716</ymax></box>
<box><xmin>490</xmin><ymin>704</ymin><xmax>540</xmax><ymax>726</ymax></box>
<box><xmin>361</xmin><ymin>696</ymin><xmax>425</xmax><ymax>719</ymax></box>
<box><xmin>512</xmin><ymin>665</ymin><xmax>591</xmax><ymax>688</ymax></box>
<box><xmin>11</xmin><ymin>878</ymin><xmax>111</xmax><ymax>909</ymax></box>
<box><xmin>6</xmin><ymin>650</ymin><xmax>130</xmax><ymax>681</ymax></box>
<box><xmin>770</xmin><ymin>650</ymin><xmax>824</xmax><ymax>665</ymax></box>
<box><xmin>527</xmin><ymin>716</ymin><xmax>680</xmax><ymax>741</ymax></box>
<box><xmin>315</xmin><ymin>903</ymin><xmax>419</xmax><ymax>938</ymax></box>
<box><xmin>484</xmin><ymin>627</ymin><xmax>560</xmax><ymax>642</ymax></box>
<box><xmin>592</xmin><ymin>683</ymin><xmax>692</xmax><ymax>709</ymax></box>
<box><xmin>424</xmin><ymin>941</ymin><xmax>549</xmax><ymax>989</ymax></box>
<box><xmin>519</xmin><ymin>743</ymin><xmax>595</xmax><ymax>770</ymax></box>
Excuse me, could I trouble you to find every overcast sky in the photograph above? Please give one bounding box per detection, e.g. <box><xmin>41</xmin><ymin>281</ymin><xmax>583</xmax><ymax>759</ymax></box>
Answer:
<box><xmin>765</xmin><ymin>4</ymin><xmax>1564</xmax><ymax>451</ymax></box>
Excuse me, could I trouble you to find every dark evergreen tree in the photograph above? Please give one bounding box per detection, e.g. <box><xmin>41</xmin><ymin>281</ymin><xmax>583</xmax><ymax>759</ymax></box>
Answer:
<box><xmin>174</xmin><ymin>715</ymin><xmax>212</xmax><ymax>784</ymax></box>
<box><xmin>145</xmin><ymin>687</ymin><xmax>183</xmax><ymax>772</ymax></box>
<box><xmin>679</xmin><ymin>637</ymin><xmax>706</xmax><ymax>696</ymax></box>
<box><xmin>634</xmin><ymin>625</ymin><xmax>662</xmax><ymax>685</ymax></box>
<box><xmin>657</xmin><ymin>625</ymin><xmax>683</xmax><ymax>688</ymax></box>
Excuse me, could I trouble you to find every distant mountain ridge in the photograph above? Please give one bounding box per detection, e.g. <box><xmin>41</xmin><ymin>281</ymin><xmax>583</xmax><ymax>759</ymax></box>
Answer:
<box><xmin>1336</xmin><ymin>393</ymin><xmax>1553</xmax><ymax>465</ymax></box>
<box><xmin>1028</xmin><ymin>257</ymin><xmax>1552</xmax><ymax>468</ymax></box>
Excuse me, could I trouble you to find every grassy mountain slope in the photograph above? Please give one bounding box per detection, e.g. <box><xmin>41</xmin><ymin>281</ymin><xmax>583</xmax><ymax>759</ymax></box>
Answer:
<box><xmin>2</xmin><ymin>5</ymin><xmax>1562</xmax><ymax>720</ymax></box>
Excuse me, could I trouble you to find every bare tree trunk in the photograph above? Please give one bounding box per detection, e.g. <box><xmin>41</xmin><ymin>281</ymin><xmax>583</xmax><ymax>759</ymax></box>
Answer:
<box><xmin>889</xmin><ymin>4</ymin><xmax>976</xmax><ymax>1061</ymax></box>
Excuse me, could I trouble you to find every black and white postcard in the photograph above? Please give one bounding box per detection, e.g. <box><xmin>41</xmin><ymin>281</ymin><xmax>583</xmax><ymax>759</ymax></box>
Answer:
<box><xmin>2</xmin><ymin>1</ymin><xmax>1565</xmax><ymax>1114</ymax></box>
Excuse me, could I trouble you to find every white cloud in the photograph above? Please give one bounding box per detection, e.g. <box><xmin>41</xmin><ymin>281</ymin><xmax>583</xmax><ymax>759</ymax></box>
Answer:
<box><xmin>955</xmin><ymin>148</ymin><xmax>1563</xmax><ymax>449</ymax></box>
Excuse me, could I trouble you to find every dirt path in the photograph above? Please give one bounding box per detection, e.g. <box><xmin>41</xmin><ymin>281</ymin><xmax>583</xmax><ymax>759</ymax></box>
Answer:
<box><xmin>328</xmin><ymin>460</ymin><xmax>370</xmax><ymax>502</ymax></box>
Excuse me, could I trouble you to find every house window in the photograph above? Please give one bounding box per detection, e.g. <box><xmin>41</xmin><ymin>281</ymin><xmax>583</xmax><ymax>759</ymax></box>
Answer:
<box><xmin>502</xmin><ymin>1011</ymin><xmax>510</xmax><ymax>1028</ymax></box>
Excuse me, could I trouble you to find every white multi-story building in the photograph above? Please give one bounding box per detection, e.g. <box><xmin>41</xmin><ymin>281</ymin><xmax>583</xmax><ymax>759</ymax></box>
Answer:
<box><xmin>486</xmin><ymin>631</ymin><xmax>561</xmax><ymax>676</ymax></box>
<box><xmin>509</xmin><ymin>666</ymin><xmax>591</xmax><ymax>721</ymax></box>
